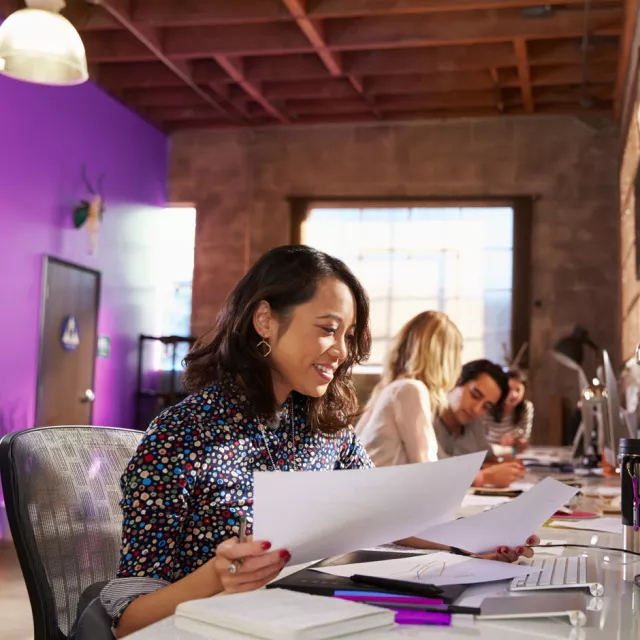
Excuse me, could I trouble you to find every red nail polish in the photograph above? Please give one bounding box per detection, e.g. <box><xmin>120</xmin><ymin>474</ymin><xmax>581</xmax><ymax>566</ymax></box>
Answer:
<box><xmin>501</xmin><ymin>547</ymin><xmax>509</xmax><ymax>554</ymax></box>
<box><xmin>261</xmin><ymin>541</ymin><xmax>272</xmax><ymax>551</ymax></box>
<box><xmin>280</xmin><ymin>549</ymin><xmax>291</xmax><ymax>561</ymax></box>
<box><xmin>516</xmin><ymin>547</ymin><xmax>524</xmax><ymax>554</ymax></box>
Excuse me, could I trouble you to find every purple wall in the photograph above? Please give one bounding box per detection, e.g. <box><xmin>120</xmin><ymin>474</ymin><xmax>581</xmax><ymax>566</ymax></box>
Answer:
<box><xmin>0</xmin><ymin>75</ymin><xmax>168</xmax><ymax>434</ymax></box>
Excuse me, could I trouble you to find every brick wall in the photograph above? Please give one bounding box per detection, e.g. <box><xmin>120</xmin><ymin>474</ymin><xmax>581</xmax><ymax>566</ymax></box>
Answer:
<box><xmin>620</xmin><ymin>98</ymin><xmax>640</xmax><ymax>361</ymax></box>
<box><xmin>170</xmin><ymin>116</ymin><xmax>620</xmax><ymax>442</ymax></box>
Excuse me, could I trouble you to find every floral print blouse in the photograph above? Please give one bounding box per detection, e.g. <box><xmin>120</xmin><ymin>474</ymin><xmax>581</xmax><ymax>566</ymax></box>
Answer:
<box><xmin>100</xmin><ymin>378</ymin><xmax>372</xmax><ymax>630</ymax></box>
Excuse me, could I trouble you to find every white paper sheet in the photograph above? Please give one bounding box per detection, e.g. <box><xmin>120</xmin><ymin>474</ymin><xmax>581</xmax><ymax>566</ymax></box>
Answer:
<box><xmin>253</xmin><ymin>451</ymin><xmax>485</xmax><ymax>565</ymax></box>
<box><xmin>417</xmin><ymin>477</ymin><xmax>579</xmax><ymax>554</ymax></box>
<box><xmin>314</xmin><ymin>551</ymin><xmax>541</xmax><ymax>586</ymax></box>
<box><xmin>548</xmin><ymin>517</ymin><xmax>622</xmax><ymax>534</ymax></box>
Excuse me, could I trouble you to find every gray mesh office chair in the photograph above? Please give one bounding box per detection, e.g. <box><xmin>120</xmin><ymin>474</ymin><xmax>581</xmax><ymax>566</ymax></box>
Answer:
<box><xmin>0</xmin><ymin>426</ymin><xmax>142</xmax><ymax>640</ymax></box>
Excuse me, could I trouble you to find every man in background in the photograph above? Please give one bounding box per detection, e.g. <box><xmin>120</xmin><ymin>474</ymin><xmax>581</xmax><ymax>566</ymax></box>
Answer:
<box><xmin>434</xmin><ymin>359</ymin><xmax>524</xmax><ymax>488</ymax></box>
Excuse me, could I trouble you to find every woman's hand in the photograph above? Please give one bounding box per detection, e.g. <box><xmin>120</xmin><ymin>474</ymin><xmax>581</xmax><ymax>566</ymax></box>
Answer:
<box><xmin>474</xmin><ymin>535</ymin><xmax>540</xmax><ymax>562</ymax></box>
<box><xmin>214</xmin><ymin>537</ymin><xmax>291</xmax><ymax>594</ymax></box>
<box><xmin>481</xmin><ymin>461</ymin><xmax>524</xmax><ymax>488</ymax></box>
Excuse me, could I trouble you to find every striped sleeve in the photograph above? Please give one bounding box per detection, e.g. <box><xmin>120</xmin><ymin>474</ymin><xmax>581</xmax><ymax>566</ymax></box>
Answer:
<box><xmin>100</xmin><ymin>577</ymin><xmax>169</xmax><ymax>634</ymax></box>
<box><xmin>521</xmin><ymin>401</ymin><xmax>534</xmax><ymax>439</ymax></box>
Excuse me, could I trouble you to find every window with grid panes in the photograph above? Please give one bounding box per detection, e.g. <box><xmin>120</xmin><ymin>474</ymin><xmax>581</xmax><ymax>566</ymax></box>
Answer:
<box><xmin>302</xmin><ymin>206</ymin><xmax>514</xmax><ymax>367</ymax></box>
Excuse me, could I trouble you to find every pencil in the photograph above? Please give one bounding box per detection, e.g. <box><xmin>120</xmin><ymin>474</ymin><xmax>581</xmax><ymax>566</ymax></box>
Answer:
<box><xmin>236</xmin><ymin>516</ymin><xmax>247</xmax><ymax>567</ymax></box>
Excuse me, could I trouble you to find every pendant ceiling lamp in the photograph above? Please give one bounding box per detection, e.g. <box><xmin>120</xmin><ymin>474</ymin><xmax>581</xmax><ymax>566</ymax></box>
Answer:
<box><xmin>0</xmin><ymin>0</ymin><xmax>88</xmax><ymax>85</ymax></box>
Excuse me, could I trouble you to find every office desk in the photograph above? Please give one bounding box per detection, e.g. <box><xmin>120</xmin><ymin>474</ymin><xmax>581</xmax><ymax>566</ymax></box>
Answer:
<box><xmin>124</xmin><ymin>478</ymin><xmax>640</xmax><ymax>640</ymax></box>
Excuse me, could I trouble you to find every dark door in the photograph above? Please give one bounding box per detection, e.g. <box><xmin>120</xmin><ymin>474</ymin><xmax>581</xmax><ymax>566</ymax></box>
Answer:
<box><xmin>36</xmin><ymin>257</ymin><xmax>101</xmax><ymax>426</ymax></box>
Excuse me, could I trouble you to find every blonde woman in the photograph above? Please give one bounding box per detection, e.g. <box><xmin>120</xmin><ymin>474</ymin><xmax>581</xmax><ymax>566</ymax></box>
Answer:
<box><xmin>356</xmin><ymin>311</ymin><xmax>463</xmax><ymax>466</ymax></box>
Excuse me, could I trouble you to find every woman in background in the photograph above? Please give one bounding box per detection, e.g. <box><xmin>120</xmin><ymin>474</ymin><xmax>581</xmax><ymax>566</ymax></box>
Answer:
<box><xmin>482</xmin><ymin>368</ymin><xmax>534</xmax><ymax>453</ymax></box>
<box><xmin>356</xmin><ymin>311</ymin><xmax>463</xmax><ymax>465</ymax></box>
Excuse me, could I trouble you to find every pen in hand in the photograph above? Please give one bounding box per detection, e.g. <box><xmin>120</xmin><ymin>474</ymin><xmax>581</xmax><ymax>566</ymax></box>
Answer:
<box><xmin>235</xmin><ymin>516</ymin><xmax>247</xmax><ymax>568</ymax></box>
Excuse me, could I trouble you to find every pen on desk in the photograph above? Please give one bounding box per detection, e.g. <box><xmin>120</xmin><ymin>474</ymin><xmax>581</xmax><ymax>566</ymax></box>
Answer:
<box><xmin>349</xmin><ymin>575</ymin><xmax>443</xmax><ymax>598</ymax></box>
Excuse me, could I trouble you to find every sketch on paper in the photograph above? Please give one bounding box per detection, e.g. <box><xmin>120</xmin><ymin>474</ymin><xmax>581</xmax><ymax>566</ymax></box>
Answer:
<box><xmin>390</xmin><ymin>560</ymin><xmax>473</xmax><ymax>582</ymax></box>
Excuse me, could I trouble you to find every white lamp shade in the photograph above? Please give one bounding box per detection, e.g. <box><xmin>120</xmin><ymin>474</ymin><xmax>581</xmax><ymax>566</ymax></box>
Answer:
<box><xmin>0</xmin><ymin>8</ymin><xmax>88</xmax><ymax>85</ymax></box>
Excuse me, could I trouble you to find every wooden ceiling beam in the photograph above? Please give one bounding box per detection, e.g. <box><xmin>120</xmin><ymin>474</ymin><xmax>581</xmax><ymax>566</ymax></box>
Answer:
<box><xmin>60</xmin><ymin>2</ymin><xmax>120</xmax><ymax>29</ymax></box>
<box><xmin>281</xmin><ymin>0</ymin><xmax>379</xmax><ymax>117</ymax></box>
<box><xmin>244</xmin><ymin>54</ymin><xmax>332</xmax><ymax>82</ymax></box>
<box><xmin>324</xmin><ymin>8</ymin><xmax>623</xmax><ymax>51</ymax></box>
<box><xmin>502</xmin><ymin>61</ymin><xmax>618</xmax><ymax>86</ymax></box>
<box><xmin>374</xmin><ymin>90</ymin><xmax>501</xmax><ymax>111</ymax></box>
<box><xmin>92</xmin><ymin>0</ymin><xmax>233</xmax><ymax>120</ymax></box>
<box><xmin>213</xmin><ymin>55</ymin><xmax>291</xmax><ymax>123</ymax></box>
<box><xmin>263</xmin><ymin>78</ymin><xmax>359</xmax><ymax>100</ymax></box>
<box><xmin>613</xmin><ymin>0</ymin><xmax>639</xmax><ymax>117</ymax></box>
<box><xmin>532</xmin><ymin>83</ymin><xmax>614</xmax><ymax>104</ymax></box>
<box><xmin>92</xmin><ymin>62</ymin><xmax>190</xmax><ymax>89</ymax></box>
<box><xmin>132</xmin><ymin>0</ymin><xmax>292</xmax><ymax>26</ymax></box>
<box><xmin>344</xmin><ymin>43</ymin><xmax>516</xmax><ymax>75</ymax></box>
<box><xmin>122</xmin><ymin>87</ymin><xmax>215</xmax><ymax>108</ymax></box>
<box><xmin>527</xmin><ymin>37</ymin><xmax>619</xmax><ymax>66</ymax></box>
<box><xmin>309</xmin><ymin>0</ymin><xmax>622</xmax><ymax>19</ymax></box>
<box><xmin>80</xmin><ymin>10</ymin><xmax>623</xmax><ymax>60</ymax></box>
<box><xmin>363</xmin><ymin>71</ymin><xmax>496</xmax><ymax>95</ymax></box>
<box><xmin>285</xmin><ymin>97</ymin><xmax>375</xmax><ymax>115</ymax></box>
<box><xmin>282</xmin><ymin>0</ymin><xmax>342</xmax><ymax>75</ymax></box>
<box><xmin>514</xmin><ymin>38</ymin><xmax>534</xmax><ymax>112</ymax></box>
<box><xmin>84</xmin><ymin>30</ymin><xmax>158</xmax><ymax>62</ymax></box>
<box><xmin>191</xmin><ymin>60</ymin><xmax>237</xmax><ymax>85</ymax></box>
<box><xmin>163</xmin><ymin>23</ymin><xmax>313</xmax><ymax>57</ymax></box>
<box><xmin>61</xmin><ymin>1</ymin><xmax>619</xmax><ymax>28</ymax></box>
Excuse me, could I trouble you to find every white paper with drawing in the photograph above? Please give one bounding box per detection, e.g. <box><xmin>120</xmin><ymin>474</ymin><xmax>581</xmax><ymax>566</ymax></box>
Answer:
<box><xmin>418</xmin><ymin>477</ymin><xmax>579</xmax><ymax>554</ymax></box>
<box><xmin>314</xmin><ymin>552</ymin><xmax>540</xmax><ymax>586</ymax></box>
<box><xmin>253</xmin><ymin>452</ymin><xmax>485</xmax><ymax>565</ymax></box>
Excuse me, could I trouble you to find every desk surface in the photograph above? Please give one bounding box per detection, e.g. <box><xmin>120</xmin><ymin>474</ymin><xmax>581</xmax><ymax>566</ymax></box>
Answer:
<box><xmin>124</xmin><ymin>472</ymin><xmax>640</xmax><ymax>640</ymax></box>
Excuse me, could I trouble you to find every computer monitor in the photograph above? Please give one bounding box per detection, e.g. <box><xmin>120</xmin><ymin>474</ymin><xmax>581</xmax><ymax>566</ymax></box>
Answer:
<box><xmin>602</xmin><ymin>349</ymin><xmax>635</xmax><ymax>465</ymax></box>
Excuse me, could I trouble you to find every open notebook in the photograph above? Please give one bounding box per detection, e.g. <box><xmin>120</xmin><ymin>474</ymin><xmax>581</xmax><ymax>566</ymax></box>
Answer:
<box><xmin>175</xmin><ymin>588</ymin><xmax>395</xmax><ymax>640</ymax></box>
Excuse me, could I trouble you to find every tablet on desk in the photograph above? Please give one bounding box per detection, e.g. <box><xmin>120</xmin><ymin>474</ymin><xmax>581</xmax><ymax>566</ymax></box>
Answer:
<box><xmin>268</xmin><ymin>550</ymin><xmax>467</xmax><ymax>604</ymax></box>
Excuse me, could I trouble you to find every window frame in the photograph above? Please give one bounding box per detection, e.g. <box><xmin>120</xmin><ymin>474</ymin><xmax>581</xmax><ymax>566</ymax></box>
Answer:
<box><xmin>290</xmin><ymin>196</ymin><xmax>533</xmax><ymax>369</ymax></box>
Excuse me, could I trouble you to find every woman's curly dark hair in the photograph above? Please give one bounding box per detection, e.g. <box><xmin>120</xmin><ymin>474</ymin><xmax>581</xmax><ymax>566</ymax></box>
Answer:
<box><xmin>182</xmin><ymin>245</ymin><xmax>371</xmax><ymax>435</ymax></box>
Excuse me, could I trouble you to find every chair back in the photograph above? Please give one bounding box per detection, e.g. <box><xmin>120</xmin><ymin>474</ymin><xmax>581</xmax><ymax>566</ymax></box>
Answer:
<box><xmin>0</xmin><ymin>425</ymin><xmax>142</xmax><ymax>639</ymax></box>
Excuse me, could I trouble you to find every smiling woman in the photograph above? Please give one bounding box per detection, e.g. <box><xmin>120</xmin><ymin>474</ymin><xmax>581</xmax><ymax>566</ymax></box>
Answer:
<box><xmin>182</xmin><ymin>244</ymin><xmax>372</xmax><ymax>433</ymax></box>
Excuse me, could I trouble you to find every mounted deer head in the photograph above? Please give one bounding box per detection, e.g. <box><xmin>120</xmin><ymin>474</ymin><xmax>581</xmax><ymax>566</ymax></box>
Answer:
<box><xmin>73</xmin><ymin>164</ymin><xmax>107</xmax><ymax>254</ymax></box>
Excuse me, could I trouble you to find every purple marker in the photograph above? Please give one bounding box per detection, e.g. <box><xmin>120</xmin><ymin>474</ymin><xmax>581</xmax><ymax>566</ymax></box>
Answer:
<box><xmin>395</xmin><ymin>610</ymin><xmax>452</xmax><ymax>626</ymax></box>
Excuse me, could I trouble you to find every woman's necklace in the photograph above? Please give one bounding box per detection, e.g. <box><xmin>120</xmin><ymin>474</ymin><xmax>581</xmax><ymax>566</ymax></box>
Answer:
<box><xmin>258</xmin><ymin>398</ymin><xmax>298</xmax><ymax>472</ymax></box>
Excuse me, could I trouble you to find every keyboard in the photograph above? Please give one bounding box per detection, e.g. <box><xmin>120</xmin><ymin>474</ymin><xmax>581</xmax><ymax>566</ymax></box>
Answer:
<box><xmin>510</xmin><ymin>557</ymin><xmax>604</xmax><ymax>597</ymax></box>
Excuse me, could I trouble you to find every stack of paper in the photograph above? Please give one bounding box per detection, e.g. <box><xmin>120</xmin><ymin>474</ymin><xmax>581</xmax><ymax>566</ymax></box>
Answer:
<box><xmin>253</xmin><ymin>452</ymin><xmax>486</xmax><ymax>564</ymax></box>
<box><xmin>175</xmin><ymin>589</ymin><xmax>395</xmax><ymax>640</ymax></box>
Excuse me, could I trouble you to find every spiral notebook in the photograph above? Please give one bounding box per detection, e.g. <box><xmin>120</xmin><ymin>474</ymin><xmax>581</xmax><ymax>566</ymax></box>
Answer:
<box><xmin>175</xmin><ymin>588</ymin><xmax>395</xmax><ymax>640</ymax></box>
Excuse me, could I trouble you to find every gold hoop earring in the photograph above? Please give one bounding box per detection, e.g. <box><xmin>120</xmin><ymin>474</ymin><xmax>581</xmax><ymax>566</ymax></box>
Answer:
<box><xmin>257</xmin><ymin>340</ymin><xmax>272</xmax><ymax>357</ymax></box>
